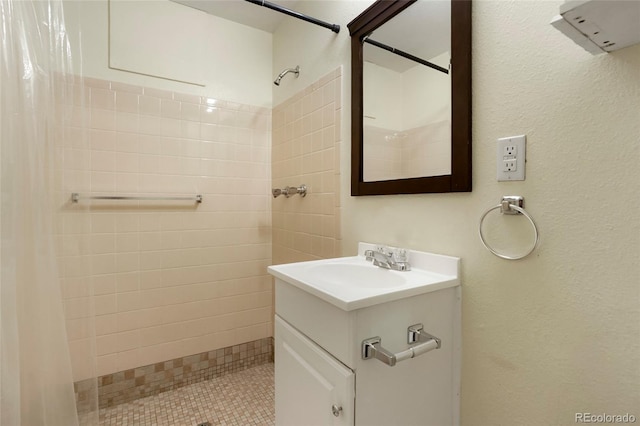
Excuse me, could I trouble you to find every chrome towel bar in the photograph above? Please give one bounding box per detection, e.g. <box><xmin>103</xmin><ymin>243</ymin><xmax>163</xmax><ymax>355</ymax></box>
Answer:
<box><xmin>71</xmin><ymin>193</ymin><xmax>202</xmax><ymax>203</ymax></box>
<box><xmin>362</xmin><ymin>324</ymin><xmax>441</xmax><ymax>367</ymax></box>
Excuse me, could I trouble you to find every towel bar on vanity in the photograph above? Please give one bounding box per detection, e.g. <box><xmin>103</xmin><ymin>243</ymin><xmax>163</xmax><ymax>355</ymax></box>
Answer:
<box><xmin>362</xmin><ymin>324</ymin><xmax>441</xmax><ymax>367</ymax></box>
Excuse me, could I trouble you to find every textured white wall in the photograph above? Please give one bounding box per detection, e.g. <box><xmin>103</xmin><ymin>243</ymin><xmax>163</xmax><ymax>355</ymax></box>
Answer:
<box><xmin>272</xmin><ymin>0</ymin><xmax>373</xmax><ymax>106</ymax></box>
<box><xmin>64</xmin><ymin>0</ymin><xmax>273</xmax><ymax>107</ymax></box>
<box><xmin>274</xmin><ymin>1</ymin><xmax>640</xmax><ymax>424</ymax></box>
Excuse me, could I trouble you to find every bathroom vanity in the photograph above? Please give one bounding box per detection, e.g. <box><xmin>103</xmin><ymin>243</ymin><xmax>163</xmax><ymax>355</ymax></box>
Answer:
<box><xmin>268</xmin><ymin>243</ymin><xmax>461</xmax><ymax>426</ymax></box>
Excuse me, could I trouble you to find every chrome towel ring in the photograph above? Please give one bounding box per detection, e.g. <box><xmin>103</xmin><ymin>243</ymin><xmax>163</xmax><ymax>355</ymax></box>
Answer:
<box><xmin>479</xmin><ymin>196</ymin><xmax>539</xmax><ymax>260</ymax></box>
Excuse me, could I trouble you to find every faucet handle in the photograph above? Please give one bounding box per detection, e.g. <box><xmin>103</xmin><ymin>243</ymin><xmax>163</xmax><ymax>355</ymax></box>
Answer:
<box><xmin>394</xmin><ymin>248</ymin><xmax>408</xmax><ymax>262</ymax></box>
<box><xmin>392</xmin><ymin>248</ymin><xmax>411</xmax><ymax>271</ymax></box>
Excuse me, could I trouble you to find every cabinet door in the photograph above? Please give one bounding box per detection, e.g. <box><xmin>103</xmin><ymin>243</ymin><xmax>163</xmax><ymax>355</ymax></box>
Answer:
<box><xmin>275</xmin><ymin>315</ymin><xmax>354</xmax><ymax>426</ymax></box>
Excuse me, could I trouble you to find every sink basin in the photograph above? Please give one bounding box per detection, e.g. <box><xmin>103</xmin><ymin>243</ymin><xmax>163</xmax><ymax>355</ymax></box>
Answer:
<box><xmin>268</xmin><ymin>243</ymin><xmax>460</xmax><ymax>311</ymax></box>
<box><xmin>306</xmin><ymin>262</ymin><xmax>407</xmax><ymax>288</ymax></box>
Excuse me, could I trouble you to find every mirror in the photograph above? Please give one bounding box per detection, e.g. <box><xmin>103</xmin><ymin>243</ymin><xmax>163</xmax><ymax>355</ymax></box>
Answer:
<box><xmin>348</xmin><ymin>0</ymin><xmax>471</xmax><ymax>195</ymax></box>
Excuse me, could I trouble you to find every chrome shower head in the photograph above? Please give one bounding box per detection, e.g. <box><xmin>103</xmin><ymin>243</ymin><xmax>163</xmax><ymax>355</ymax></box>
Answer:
<box><xmin>274</xmin><ymin>65</ymin><xmax>300</xmax><ymax>86</ymax></box>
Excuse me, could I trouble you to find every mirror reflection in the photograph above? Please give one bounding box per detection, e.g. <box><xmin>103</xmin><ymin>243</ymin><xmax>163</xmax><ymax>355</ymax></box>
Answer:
<box><xmin>363</xmin><ymin>0</ymin><xmax>452</xmax><ymax>182</ymax></box>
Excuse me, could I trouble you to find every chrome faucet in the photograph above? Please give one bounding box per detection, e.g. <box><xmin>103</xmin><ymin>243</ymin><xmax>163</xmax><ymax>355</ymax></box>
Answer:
<box><xmin>364</xmin><ymin>246</ymin><xmax>411</xmax><ymax>271</ymax></box>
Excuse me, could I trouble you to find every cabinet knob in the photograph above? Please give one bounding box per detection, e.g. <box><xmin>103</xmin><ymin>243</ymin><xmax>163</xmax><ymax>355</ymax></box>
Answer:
<box><xmin>331</xmin><ymin>405</ymin><xmax>343</xmax><ymax>417</ymax></box>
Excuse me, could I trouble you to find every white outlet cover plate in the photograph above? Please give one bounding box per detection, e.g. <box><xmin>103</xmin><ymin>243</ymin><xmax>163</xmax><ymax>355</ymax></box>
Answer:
<box><xmin>497</xmin><ymin>135</ymin><xmax>526</xmax><ymax>181</ymax></box>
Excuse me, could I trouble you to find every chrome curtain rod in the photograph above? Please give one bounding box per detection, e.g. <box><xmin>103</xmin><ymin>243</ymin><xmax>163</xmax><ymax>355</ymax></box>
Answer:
<box><xmin>71</xmin><ymin>193</ymin><xmax>202</xmax><ymax>203</ymax></box>
<box><xmin>244</xmin><ymin>0</ymin><xmax>340</xmax><ymax>33</ymax></box>
<box><xmin>363</xmin><ymin>37</ymin><xmax>449</xmax><ymax>75</ymax></box>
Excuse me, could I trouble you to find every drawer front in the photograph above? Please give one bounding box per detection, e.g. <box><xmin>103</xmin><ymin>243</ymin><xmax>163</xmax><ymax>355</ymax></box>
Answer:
<box><xmin>275</xmin><ymin>279</ymin><xmax>354</xmax><ymax>367</ymax></box>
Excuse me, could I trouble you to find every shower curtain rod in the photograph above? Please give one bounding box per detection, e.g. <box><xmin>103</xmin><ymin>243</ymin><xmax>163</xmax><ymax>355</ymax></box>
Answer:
<box><xmin>363</xmin><ymin>37</ymin><xmax>449</xmax><ymax>75</ymax></box>
<box><xmin>244</xmin><ymin>0</ymin><xmax>340</xmax><ymax>33</ymax></box>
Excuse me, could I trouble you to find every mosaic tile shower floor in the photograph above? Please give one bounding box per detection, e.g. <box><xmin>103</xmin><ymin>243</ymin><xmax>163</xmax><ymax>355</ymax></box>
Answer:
<box><xmin>100</xmin><ymin>363</ymin><xmax>274</xmax><ymax>426</ymax></box>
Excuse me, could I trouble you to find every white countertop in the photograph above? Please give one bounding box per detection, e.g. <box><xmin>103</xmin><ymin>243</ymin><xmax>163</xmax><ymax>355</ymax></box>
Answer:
<box><xmin>268</xmin><ymin>243</ymin><xmax>460</xmax><ymax>311</ymax></box>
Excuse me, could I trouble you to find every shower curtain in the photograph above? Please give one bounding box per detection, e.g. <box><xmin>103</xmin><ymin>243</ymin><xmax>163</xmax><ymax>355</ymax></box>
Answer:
<box><xmin>0</xmin><ymin>0</ymin><xmax>96</xmax><ymax>424</ymax></box>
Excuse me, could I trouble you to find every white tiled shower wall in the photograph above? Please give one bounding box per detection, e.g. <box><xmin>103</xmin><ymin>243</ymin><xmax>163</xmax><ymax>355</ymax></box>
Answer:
<box><xmin>271</xmin><ymin>68</ymin><xmax>342</xmax><ymax>265</ymax></box>
<box><xmin>57</xmin><ymin>68</ymin><xmax>342</xmax><ymax>383</ymax></box>
<box><xmin>57</xmin><ymin>77</ymin><xmax>273</xmax><ymax>381</ymax></box>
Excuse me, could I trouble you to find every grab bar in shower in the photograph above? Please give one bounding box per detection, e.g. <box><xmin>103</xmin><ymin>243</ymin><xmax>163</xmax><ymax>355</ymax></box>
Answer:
<box><xmin>71</xmin><ymin>193</ymin><xmax>203</xmax><ymax>203</ymax></box>
<box><xmin>362</xmin><ymin>324</ymin><xmax>441</xmax><ymax>367</ymax></box>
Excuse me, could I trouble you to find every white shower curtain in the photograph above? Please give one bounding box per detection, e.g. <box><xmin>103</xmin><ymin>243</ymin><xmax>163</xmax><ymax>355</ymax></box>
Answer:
<box><xmin>0</xmin><ymin>1</ymin><xmax>96</xmax><ymax>424</ymax></box>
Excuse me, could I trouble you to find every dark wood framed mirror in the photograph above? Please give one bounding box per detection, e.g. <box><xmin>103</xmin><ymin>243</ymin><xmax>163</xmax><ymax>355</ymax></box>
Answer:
<box><xmin>348</xmin><ymin>0</ymin><xmax>471</xmax><ymax>196</ymax></box>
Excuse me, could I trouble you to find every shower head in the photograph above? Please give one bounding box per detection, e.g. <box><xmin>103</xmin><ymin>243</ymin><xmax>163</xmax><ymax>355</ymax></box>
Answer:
<box><xmin>274</xmin><ymin>65</ymin><xmax>300</xmax><ymax>86</ymax></box>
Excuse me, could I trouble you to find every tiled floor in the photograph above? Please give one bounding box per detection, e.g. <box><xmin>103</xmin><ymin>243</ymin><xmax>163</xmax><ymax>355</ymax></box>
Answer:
<box><xmin>99</xmin><ymin>363</ymin><xmax>274</xmax><ymax>426</ymax></box>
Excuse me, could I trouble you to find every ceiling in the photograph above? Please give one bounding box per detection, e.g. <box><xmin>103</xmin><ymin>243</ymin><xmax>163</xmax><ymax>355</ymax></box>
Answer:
<box><xmin>170</xmin><ymin>0</ymin><xmax>300</xmax><ymax>33</ymax></box>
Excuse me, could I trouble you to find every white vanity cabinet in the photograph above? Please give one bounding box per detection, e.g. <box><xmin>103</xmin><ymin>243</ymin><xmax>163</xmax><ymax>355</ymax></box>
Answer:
<box><xmin>275</xmin><ymin>316</ymin><xmax>355</xmax><ymax>426</ymax></box>
<box><xmin>269</xmin><ymin>243</ymin><xmax>461</xmax><ymax>426</ymax></box>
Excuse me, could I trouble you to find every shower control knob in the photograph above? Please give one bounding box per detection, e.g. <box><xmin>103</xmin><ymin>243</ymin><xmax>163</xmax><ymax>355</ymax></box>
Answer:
<box><xmin>331</xmin><ymin>405</ymin><xmax>343</xmax><ymax>417</ymax></box>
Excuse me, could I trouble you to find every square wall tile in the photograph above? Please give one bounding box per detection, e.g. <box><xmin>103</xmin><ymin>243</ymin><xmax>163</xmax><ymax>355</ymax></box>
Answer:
<box><xmin>61</xmin><ymin>76</ymin><xmax>273</xmax><ymax>381</ymax></box>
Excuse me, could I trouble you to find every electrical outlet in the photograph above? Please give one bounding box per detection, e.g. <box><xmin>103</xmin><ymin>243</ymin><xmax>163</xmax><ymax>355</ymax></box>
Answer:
<box><xmin>497</xmin><ymin>135</ymin><xmax>526</xmax><ymax>181</ymax></box>
<box><xmin>503</xmin><ymin>159</ymin><xmax>517</xmax><ymax>172</ymax></box>
<box><xmin>504</xmin><ymin>145</ymin><xmax>517</xmax><ymax>157</ymax></box>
